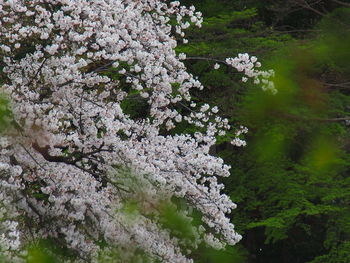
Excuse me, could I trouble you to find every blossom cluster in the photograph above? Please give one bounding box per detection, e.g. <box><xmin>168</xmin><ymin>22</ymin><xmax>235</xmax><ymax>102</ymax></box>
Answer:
<box><xmin>224</xmin><ymin>53</ymin><xmax>276</xmax><ymax>94</ymax></box>
<box><xmin>0</xmin><ymin>0</ymin><xmax>263</xmax><ymax>261</ymax></box>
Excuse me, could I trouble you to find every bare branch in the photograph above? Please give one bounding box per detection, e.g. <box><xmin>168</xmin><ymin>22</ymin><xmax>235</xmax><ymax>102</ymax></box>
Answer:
<box><xmin>331</xmin><ymin>0</ymin><xmax>350</xmax><ymax>7</ymax></box>
<box><xmin>296</xmin><ymin>0</ymin><xmax>327</xmax><ymax>16</ymax></box>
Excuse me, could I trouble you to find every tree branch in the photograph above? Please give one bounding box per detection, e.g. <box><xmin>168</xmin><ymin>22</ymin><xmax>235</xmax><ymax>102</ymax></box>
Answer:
<box><xmin>296</xmin><ymin>0</ymin><xmax>327</xmax><ymax>16</ymax></box>
<box><xmin>331</xmin><ymin>0</ymin><xmax>350</xmax><ymax>7</ymax></box>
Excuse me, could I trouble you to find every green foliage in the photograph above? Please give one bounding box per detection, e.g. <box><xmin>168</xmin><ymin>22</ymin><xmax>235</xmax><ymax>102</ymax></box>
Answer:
<box><xmin>158</xmin><ymin>201</ymin><xmax>198</xmax><ymax>243</ymax></box>
<box><xmin>229</xmin><ymin>9</ymin><xmax>350</xmax><ymax>263</ymax></box>
<box><xmin>177</xmin><ymin>7</ymin><xmax>291</xmax><ymax>59</ymax></box>
<box><xmin>27</xmin><ymin>243</ymin><xmax>59</xmax><ymax>263</ymax></box>
<box><xmin>315</xmin><ymin>8</ymin><xmax>350</xmax><ymax>74</ymax></box>
<box><xmin>25</xmin><ymin>239</ymin><xmax>77</xmax><ymax>263</ymax></box>
<box><xmin>0</xmin><ymin>95</ymin><xmax>11</xmax><ymax>133</ymax></box>
<box><xmin>179</xmin><ymin>1</ymin><xmax>350</xmax><ymax>262</ymax></box>
<box><xmin>193</xmin><ymin>244</ymin><xmax>246</xmax><ymax>263</ymax></box>
<box><xmin>120</xmin><ymin>95</ymin><xmax>149</xmax><ymax>119</ymax></box>
<box><xmin>309</xmin><ymin>242</ymin><xmax>350</xmax><ymax>263</ymax></box>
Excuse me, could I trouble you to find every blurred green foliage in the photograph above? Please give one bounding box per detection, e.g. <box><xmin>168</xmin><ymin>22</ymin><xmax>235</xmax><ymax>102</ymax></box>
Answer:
<box><xmin>193</xmin><ymin>244</ymin><xmax>246</xmax><ymax>263</ymax></box>
<box><xmin>0</xmin><ymin>95</ymin><xmax>11</xmax><ymax>133</ymax></box>
<box><xmin>24</xmin><ymin>239</ymin><xmax>78</xmax><ymax>263</ymax></box>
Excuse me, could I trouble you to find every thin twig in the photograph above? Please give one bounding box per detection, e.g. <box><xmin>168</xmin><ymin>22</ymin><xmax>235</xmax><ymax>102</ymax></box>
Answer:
<box><xmin>27</xmin><ymin>57</ymin><xmax>48</xmax><ymax>87</ymax></box>
<box><xmin>324</xmin><ymin>81</ymin><xmax>350</xmax><ymax>88</ymax></box>
<box><xmin>19</xmin><ymin>143</ymin><xmax>46</xmax><ymax>170</ymax></box>
<box><xmin>331</xmin><ymin>0</ymin><xmax>350</xmax><ymax>7</ymax></box>
<box><xmin>296</xmin><ymin>0</ymin><xmax>326</xmax><ymax>16</ymax></box>
<box><xmin>185</xmin><ymin>56</ymin><xmax>226</xmax><ymax>64</ymax></box>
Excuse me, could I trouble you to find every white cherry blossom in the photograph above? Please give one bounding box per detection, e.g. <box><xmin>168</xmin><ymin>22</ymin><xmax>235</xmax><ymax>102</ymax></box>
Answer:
<box><xmin>0</xmin><ymin>0</ymin><xmax>265</xmax><ymax>261</ymax></box>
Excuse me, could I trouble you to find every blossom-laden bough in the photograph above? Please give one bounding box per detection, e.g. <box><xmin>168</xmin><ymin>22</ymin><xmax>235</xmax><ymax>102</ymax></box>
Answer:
<box><xmin>0</xmin><ymin>0</ymin><xmax>272</xmax><ymax>262</ymax></box>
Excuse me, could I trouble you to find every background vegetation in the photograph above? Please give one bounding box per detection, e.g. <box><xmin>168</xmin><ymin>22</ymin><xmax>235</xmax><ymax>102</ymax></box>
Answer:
<box><xmin>178</xmin><ymin>1</ymin><xmax>350</xmax><ymax>262</ymax></box>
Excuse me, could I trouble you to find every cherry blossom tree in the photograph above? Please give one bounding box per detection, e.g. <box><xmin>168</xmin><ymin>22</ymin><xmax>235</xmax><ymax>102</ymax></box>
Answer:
<box><xmin>0</xmin><ymin>0</ymin><xmax>273</xmax><ymax>262</ymax></box>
